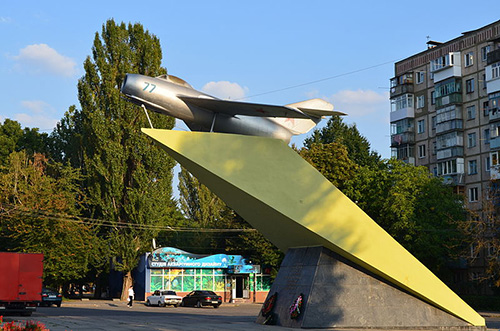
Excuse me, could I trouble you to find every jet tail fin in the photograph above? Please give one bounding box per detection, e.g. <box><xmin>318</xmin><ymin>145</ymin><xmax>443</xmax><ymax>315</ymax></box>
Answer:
<box><xmin>270</xmin><ymin>98</ymin><xmax>344</xmax><ymax>135</ymax></box>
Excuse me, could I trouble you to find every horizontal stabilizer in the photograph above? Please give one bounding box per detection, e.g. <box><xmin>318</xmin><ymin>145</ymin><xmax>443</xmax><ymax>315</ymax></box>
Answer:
<box><xmin>286</xmin><ymin>98</ymin><xmax>346</xmax><ymax>118</ymax></box>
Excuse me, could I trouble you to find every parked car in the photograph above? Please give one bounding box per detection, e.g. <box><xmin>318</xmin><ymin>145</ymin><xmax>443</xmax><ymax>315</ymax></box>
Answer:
<box><xmin>146</xmin><ymin>290</ymin><xmax>182</xmax><ymax>307</ymax></box>
<box><xmin>41</xmin><ymin>288</ymin><xmax>62</xmax><ymax>307</ymax></box>
<box><xmin>181</xmin><ymin>290</ymin><xmax>222</xmax><ymax>308</ymax></box>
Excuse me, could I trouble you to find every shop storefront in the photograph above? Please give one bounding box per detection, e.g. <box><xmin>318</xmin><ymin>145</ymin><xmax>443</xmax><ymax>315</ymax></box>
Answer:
<box><xmin>144</xmin><ymin>247</ymin><xmax>272</xmax><ymax>303</ymax></box>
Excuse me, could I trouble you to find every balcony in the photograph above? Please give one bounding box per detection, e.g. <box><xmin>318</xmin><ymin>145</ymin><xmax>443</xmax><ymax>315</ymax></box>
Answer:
<box><xmin>486</xmin><ymin>63</ymin><xmax>500</xmax><ymax>94</ymax></box>
<box><xmin>390</xmin><ymin>84</ymin><xmax>414</xmax><ymax>98</ymax></box>
<box><xmin>431</xmin><ymin>52</ymin><xmax>462</xmax><ymax>83</ymax></box>
<box><xmin>490</xmin><ymin>107</ymin><xmax>500</xmax><ymax>121</ymax></box>
<box><xmin>391</xmin><ymin>132</ymin><xmax>415</xmax><ymax>147</ymax></box>
<box><xmin>487</xmin><ymin>48</ymin><xmax>500</xmax><ymax>65</ymax></box>
<box><xmin>436</xmin><ymin>93</ymin><xmax>462</xmax><ymax>108</ymax></box>
<box><xmin>491</xmin><ymin>136</ymin><xmax>500</xmax><ymax>150</ymax></box>
<box><xmin>491</xmin><ymin>165</ymin><xmax>500</xmax><ymax>180</ymax></box>
<box><xmin>435</xmin><ymin>119</ymin><xmax>463</xmax><ymax>134</ymax></box>
<box><xmin>436</xmin><ymin>146</ymin><xmax>464</xmax><ymax>160</ymax></box>
<box><xmin>440</xmin><ymin>174</ymin><xmax>465</xmax><ymax>186</ymax></box>
<box><xmin>390</xmin><ymin>107</ymin><xmax>415</xmax><ymax>122</ymax></box>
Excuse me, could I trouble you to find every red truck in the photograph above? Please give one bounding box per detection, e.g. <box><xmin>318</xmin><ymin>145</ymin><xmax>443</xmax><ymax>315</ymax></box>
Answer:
<box><xmin>0</xmin><ymin>252</ymin><xmax>43</xmax><ymax>316</ymax></box>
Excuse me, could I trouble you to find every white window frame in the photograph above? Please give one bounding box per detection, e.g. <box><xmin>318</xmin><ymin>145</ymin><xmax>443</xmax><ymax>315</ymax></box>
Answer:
<box><xmin>466</xmin><ymin>78</ymin><xmax>475</xmax><ymax>93</ymax></box>
<box><xmin>464</xmin><ymin>52</ymin><xmax>474</xmax><ymax>67</ymax></box>
<box><xmin>468</xmin><ymin>159</ymin><xmax>477</xmax><ymax>175</ymax></box>
<box><xmin>482</xmin><ymin>45</ymin><xmax>491</xmax><ymax>62</ymax></box>
<box><xmin>417</xmin><ymin>95</ymin><xmax>425</xmax><ymax>109</ymax></box>
<box><xmin>468</xmin><ymin>187</ymin><xmax>479</xmax><ymax>202</ymax></box>
<box><xmin>466</xmin><ymin>105</ymin><xmax>476</xmax><ymax>120</ymax></box>
<box><xmin>418</xmin><ymin>144</ymin><xmax>426</xmax><ymax>158</ymax></box>
<box><xmin>468</xmin><ymin>132</ymin><xmax>477</xmax><ymax>148</ymax></box>
<box><xmin>417</xmin><ymin>119</ymin><xmax>425</xmax><ymax>134</ymax></box>
<box><xmin>416</xmin><ymin>71</ymin><xmax>425</xmax><ymax>84</ymax></box>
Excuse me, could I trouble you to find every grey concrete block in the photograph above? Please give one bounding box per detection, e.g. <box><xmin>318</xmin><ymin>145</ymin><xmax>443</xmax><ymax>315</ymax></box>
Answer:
<box><xmin>255</xmin><ymin>246</ymin><xmax>485</xmax><ymax>330</ymax></box>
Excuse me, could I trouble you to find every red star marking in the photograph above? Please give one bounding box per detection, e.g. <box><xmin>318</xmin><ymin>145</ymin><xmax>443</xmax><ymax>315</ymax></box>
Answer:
<box><xmin>284</xmin><ymin>117</ymin><xmax>296</xmax><ymax>125</ymax></box>
<box><xmin>255</xmin><ymin>108</ymin><xmax>267</xmax><ymax>114</ymax></box>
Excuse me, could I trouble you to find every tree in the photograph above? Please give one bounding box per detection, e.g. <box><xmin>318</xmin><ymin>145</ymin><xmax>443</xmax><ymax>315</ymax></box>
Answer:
<box><xmin>0</xmin><ymin>151</ymin><xmax>98</xmax><ymax>287</ymax></box>
<box><xmin>304</xmin><ymin>116</ymin><xmax>380</xmax><ymax>167</ymax></box>
<box><xmin>0</xmin><ymin>119</ymin><xmax>23</xmax><ymax>165</ymax></box>
<box><xmin>297</xmin><ymin>142</ymin><xmax>358</xmax><ymax>192</ymax></box>
<box><xmin>74</xmin><ymin>20</ymin><xmax>178</xmax><ymax>300</ymax></box>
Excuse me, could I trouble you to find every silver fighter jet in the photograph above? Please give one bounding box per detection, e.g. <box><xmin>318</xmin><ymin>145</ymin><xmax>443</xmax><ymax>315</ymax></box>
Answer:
<box><xmin>121</xmin><ymin>73</ymin><xmax>345</xmax><ymax>143</ymax></box>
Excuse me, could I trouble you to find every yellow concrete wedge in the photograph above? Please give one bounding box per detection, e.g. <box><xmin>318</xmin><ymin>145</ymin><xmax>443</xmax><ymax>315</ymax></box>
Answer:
<box><xmin>142</xmin><ymin>128</ymin><xmax>484</xmax><ymax>327</ymax></box>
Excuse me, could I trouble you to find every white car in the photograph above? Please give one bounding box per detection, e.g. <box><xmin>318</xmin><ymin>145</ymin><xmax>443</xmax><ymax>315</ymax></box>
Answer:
<box><xmin>146</xmin><ymin>290</ymin><xmax>182</xmax><ymax>307</ymax></box>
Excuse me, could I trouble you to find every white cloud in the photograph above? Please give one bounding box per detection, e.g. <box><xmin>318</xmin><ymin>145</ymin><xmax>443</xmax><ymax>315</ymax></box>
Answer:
<box><xmin>20</xmin><ymin>100</ymin><xmax>52</xmax><ymax>114</ymax></box>
<box><xmin>201</xmin><ymin>81</ymin><xmax>249</xmax><ymax>100</ymax></box>
<box><xmin>327</xmin><ymin>89</ymin><xmax>389</xmax><ymax>118</ymax></box>
<box><xmin>13</xmin><ymin>44</ymin><xmax>77</xmax><ymax>77</ymax></box>
<box><xmin>0</xmin><ymin>17</ymin><xmax>12</xmax><ymax>23</ymax></box>
<box><xmin>15</xmin><ymin>100</ymin><xmax>58</xmax><ymax>130</ymax></box>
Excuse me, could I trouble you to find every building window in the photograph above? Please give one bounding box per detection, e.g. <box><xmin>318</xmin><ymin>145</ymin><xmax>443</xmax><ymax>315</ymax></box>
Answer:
<box><xmin>469</xmin><ymin>187</ymin><xmax>479</xmax><ymax>202</ymax></box>
<box><xmin>492</xmin><ymin>63</ymin><xmax>500</xmax><ymax>80</ymax></box>
<box><xmin>466</xmin><ymin>105</ymin><xmax>476</xmax><ymax>120</ymax></box>
<box><xmin>492</xmin><ymin>151</ymin><xmax>499</xmax><ymax>166</ymax></box>
<box><xmin>482</xmin><ymin>73</ymin><xmax>487</xmax><ymax>89</ymax></box>
<box><xmin>486</xmin><ymin>156</ymin><xmax>491</xmax><ymax>171</ymax></box>
<box><xmin>416</xmin><ymin>71</ymin><xmax>425</xmax><ymax>84</ymax></box>
<box><xmin>466</xmin><ymin>78</ymin><xmax>475</xmax><ymax>93</ymax></box>
<box><xmin>431</xmin><ymin>116</ymin><xmax>437</xmax><ymax>130</ymax></box>
<box><xmin>418</xmin><ymin>144</ymin><xmax>426</xmax><ymax>158</ymax></box>
<box><xmin>464</xmin><ymin>52</ymin><xmax>474</xmax><ymax>67</ymax></box>
<box><xmin>417</xmin><ymin>119</ymin><xmax>425</xmax><ymax>134</ymax></box>
<box><xmin>484</xmin><ymin>101</ymin><xmax>490</xmax><ymax>116</ymax></box>
<box><xmin>468</xmin><ymin>160</ymin><xmax>477</xmax><ymax>175</ymax></box>
<box><xmin>431</xmin><ymin>91</ymin><xmax>436</xmax><ymax>105</ymax></box>
<box><xmin>391</xmin><ymin>94</ymin><xmax>414</xmax><ymax>112</ymax></box>
<box><xmin>482</xmin><ymin>45</ymin><xmax>491</xmax><ymax>61</ymax></box>
<box><xmin>484</xmin><ymin>128</ymin><xmax>490</xmax><ymax>144</ymax></box>
<box><xmin>417</xmin><ymin>95</ymin><xmax>425</xmax><ymax>109</ymax></box>
<box><xmin>468</xmin><ymin>132</ymin><xmax>477</xmax><ymax>148</ymax></box>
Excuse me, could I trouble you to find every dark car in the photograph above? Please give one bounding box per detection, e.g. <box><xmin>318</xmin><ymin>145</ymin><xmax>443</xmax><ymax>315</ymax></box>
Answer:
<box><xmin>41</xmin><ymin>288</ymin><xmax>62</xmax><ymax>307</ymax></box>
<box><xmin>181</xmin><ymin>290</ymin><xmax>222</xmax><ymax>308</ymax></box>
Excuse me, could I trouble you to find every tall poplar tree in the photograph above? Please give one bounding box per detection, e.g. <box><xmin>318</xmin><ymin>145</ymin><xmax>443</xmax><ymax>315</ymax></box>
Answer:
<box><xmin>76</xmin><ymin>20</ymin><xmax>178</xmax><ymax>299</ymax></box>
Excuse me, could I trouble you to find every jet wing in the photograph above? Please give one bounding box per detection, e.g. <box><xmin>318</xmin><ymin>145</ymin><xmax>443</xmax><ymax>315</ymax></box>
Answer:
<box><xmin>178</xmin><ymin>96</ymin><xmax>311</xmax><ymax>119</ymax></box>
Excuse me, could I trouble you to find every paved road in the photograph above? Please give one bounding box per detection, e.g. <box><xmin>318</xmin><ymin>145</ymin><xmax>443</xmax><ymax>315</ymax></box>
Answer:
<box><xmin>1</xmin><ymin>301</ymin><xmax>293</xmax><ymax>331</ymax></box>
<box><xmin>2</xmin><ymin>301</ymin><xmax>500</xmax><ymax>331</ymax></box>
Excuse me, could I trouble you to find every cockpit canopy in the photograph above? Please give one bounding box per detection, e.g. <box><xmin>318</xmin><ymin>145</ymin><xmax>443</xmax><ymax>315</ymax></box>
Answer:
<box><xmin>156</xmin><ymin>74</ymin><xmax>193</xmax><ymax>89</ymax></box>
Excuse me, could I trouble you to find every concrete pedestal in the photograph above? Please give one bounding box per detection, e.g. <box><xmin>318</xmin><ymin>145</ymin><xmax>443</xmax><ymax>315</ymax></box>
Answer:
<box><xmin>257</xmin><ymin>246</ymin><xmax>483</xmax><ymax>330</ymax></box>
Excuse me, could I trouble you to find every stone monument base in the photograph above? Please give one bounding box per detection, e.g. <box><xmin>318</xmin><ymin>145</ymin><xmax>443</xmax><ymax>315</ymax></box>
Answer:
<box><xmin>256</xmin><ymin>246</ymin><xmax>484</xmax><ymax>330</ymax></box>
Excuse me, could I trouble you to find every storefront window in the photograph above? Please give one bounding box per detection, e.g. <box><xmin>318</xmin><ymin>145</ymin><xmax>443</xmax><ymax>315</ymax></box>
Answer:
<box><xmin>214</xmin><ymin>276</ymin><xmax>225</xmax><ymax>291</ymax></box>
<box><xmin>183</xmin><ymin>275</ymin><xmax>195</xmax><ymax>291</ymax></box>
<box><xmin>151</xmin><ymin>269</ymin><xmax>163</xmax><ymax>292</ymax></box>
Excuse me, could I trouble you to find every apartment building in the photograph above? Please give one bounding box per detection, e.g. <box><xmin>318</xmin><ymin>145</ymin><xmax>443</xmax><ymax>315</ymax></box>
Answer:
<box><xmin>390</xmin><ymin>20</ymin><xmax>500</xmax><ymax>293</ymax></box>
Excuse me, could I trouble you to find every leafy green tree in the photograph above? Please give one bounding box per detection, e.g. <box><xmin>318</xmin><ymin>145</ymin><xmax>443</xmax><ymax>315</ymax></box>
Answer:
<box><xmin>0</xmin><ymin>151</ymin><xmax>98</xmax><ymax>287</ymax></box>
<box><xmin>304</xmin><ymin>116</ymin><xmax>380</xmax><ymax>167</ymax></box>
<box><xmin>0</xmin><ymin>119</ymin><xmax>23</xmax><ymax>165</ymax></box>
<box><xmin>74</xmin><ymin>19</ymin><xmax>178</xmax><ymax>300</ymax></box>
<box><xmin>0</xmin><ymin>119</ymin><xmax>51</xmax><ymax>165</ymax></box>
<box><xmin>297</xmin><ymin>142</ymin><xmax>358</xmax><ymax>192</ymax></box>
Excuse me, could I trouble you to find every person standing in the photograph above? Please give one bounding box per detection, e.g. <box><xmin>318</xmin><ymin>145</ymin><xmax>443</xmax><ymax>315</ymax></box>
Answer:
<box><xmin>127</xmin><ymin>285</ymin><xmax>134</xmax><ymax>307</ymax></box>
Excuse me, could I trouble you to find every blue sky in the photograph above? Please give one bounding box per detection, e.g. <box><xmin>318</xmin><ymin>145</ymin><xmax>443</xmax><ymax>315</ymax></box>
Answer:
<box><xmin>1</xmin><ymin>1</ymin><xmax>499</xmax><ymax>158</ymax></box>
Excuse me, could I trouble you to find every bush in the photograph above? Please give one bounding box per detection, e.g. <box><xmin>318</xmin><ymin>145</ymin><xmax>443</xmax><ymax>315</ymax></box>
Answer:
<box><xmin>0</xmin><ymin>316</ymin><xmax>49</xmax><ymax>331</ymax></box>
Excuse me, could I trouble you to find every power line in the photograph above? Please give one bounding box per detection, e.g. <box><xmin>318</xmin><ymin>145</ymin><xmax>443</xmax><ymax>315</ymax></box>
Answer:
<box><xmin>0</xmin><ymin>205</ymin><xmax>257</xmax><ymax>233</ymax></box>
<box><xmin>237</xmin><ymin>58</ymin><xmax>402</xmax><ymax>101</ymax></box>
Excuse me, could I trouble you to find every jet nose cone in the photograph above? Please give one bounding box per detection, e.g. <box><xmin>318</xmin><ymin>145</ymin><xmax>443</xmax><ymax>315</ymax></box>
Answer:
<box><xmin>121</xmin><ymin>74</ymin><xmax>129</xmax><ymax>93</ymax></box>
